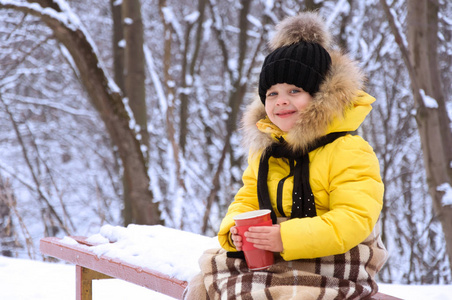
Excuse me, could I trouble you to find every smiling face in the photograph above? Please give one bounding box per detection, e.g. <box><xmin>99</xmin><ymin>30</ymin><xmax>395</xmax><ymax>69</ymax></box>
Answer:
<box><xmin>264</xmin><ymin>83</ymin><xmax>313</xmax><ymax>132</ymax></box>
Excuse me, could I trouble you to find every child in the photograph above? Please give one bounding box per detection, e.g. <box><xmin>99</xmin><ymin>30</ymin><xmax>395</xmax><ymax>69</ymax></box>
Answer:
<box><xmin>184</xmin><ymin>11</ymin><xmax>387</xmax><ymax>300</ymax></box>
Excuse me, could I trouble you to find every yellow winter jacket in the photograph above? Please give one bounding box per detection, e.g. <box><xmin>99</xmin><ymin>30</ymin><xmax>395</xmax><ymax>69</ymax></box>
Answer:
<box><xmin>217</xmin><ymin>91</ymin><xmax>384</xmax><ymax>261</ymax></box>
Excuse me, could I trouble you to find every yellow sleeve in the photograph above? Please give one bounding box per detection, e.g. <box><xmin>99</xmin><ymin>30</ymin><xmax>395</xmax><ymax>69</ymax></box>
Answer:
<box><xmin>217</xmin><ymin>153</ymin><xmax>261</xmax><ymax>251</ymax></box>
<box><xmin>279</xmin><ymin>136</ymin><xmax>384</xmax><ymax>260</ymax></box>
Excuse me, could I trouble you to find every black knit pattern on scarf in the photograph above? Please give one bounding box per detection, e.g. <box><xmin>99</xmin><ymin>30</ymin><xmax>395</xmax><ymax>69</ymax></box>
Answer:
<box><xmin>257</xmin><ymin>132</ymin><xmax>351</xmax><ymax>224</ymax></box>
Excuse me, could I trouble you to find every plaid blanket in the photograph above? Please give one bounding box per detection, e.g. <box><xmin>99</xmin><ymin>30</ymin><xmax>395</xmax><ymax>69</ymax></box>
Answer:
<box><xmin>183</xmin><ymin>225</ymin><xmax>387</xmax><ymax>300</ymax></box>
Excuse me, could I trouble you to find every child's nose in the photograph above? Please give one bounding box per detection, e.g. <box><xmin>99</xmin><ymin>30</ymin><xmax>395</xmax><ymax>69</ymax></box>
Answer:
<box><xmin>276</xmin><ymin>95</ymin><xmax>289</xmax><ymax>105</ymax></box>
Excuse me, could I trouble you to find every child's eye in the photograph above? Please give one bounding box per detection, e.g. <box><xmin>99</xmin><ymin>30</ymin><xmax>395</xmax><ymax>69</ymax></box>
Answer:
<box><xmin>290</xmin><ymin>89</ymin><xmax>301</xmax><ymax>94</ymax></box>
<box><xmin>267</xmin><ymin>91</ymin><xmax>277</xmax><ymax>97</ymax></box>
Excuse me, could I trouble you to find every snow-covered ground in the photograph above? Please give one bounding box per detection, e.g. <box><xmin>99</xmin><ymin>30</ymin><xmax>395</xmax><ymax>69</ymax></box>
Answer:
<box><xmin>1</xmin><ymin>224</ymin><xmax>451</xmax><ymax>300</ymax></box>
<box><xmin>0</xmin><ymin>255</ymin><xmax>451</xmax><ymax>300</ymax></box>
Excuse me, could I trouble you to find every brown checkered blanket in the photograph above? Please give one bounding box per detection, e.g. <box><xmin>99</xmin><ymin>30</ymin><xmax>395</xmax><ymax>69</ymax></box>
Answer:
<box><xmin>183</xmin><ymin>227</ymin><xmax>387</xmax><ymax>300</ymax></box>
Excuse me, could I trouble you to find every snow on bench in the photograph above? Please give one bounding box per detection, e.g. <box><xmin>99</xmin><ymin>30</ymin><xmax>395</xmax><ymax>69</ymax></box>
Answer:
<box><xmin>39</xmin><ymin>224</ymin><xmax>401</xmax><ymax>300</ymax></box>
<box><xmin>40</xmin><ymin>224</ymin><xmax>218</xmax><ymax>299</ymax></box>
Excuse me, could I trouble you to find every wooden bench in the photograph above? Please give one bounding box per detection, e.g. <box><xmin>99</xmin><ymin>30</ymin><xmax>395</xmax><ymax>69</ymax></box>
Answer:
<box><xmin>40</xmin><ymin>235</ymin><xmax>402</xmax><ymax>300</ymax></box>
<box><xmin>40</xmin><ymin>236</ymin><xmax>187</xmax><ymax>299</ymax></box>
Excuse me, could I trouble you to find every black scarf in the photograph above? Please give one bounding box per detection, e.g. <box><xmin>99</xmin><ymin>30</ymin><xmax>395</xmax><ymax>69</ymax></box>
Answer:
<box><xmin>257</xmin><ymin>132</ymin><xmax>351</xmax><ymax>224</ymax></box>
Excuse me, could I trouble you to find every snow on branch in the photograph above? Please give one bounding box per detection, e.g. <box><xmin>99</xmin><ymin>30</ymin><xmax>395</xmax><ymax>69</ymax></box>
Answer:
<box><xmin>325</xmin><ymin>0</ymin><xmax>349</xmax><ymax>28</ymax></box>
<box><xmin>2</xmin><ymin>92</ymin><xmax>96</xmax><ymax>117</ymax></box>
<box><xmin>388</xmin><ymin>5</ymin><xmax>408</xmax><ymax>50</ymax></box>
<box><xmin>419</xmin><ymin>89</ymin><xmax>439</xmax><ymax>109</ymax></box>
<box><xmin>184</xmin><ymin>11</ymin><xmax>200</xmax><ymax>24</ymax></box>
<box><xmin>437</xmin><ymin>183</ymin><xmax>452</xmax><ymax>207</ymax></box>
<box><xmin>161</xmin><ymin>6</ymin><xmax>184</xmax><ymax>43</ymax></box>
<box><xmin>0</xmin><ymin>0</ymin><xmax>80</xmax><ymax>30</ymax></box>
<box><xmin>262</xmin><ymin>0</ymin><xmax>278</xmax><ymax>25</ymax></box>
<box><xmin>247</xmin><ymin>14</ymin><xmax>262</xmax><ymax>28</ymax></box>
<box><xmin>143</xmin><ymin>45</ymin><xmax>168</xmax><ymax>114</ymax></box>
<box><xmin>0</xmin><ymin>0</ymin><xmax>121</xmax><ymax>95</ymax></box>
<box><xmin>379</xmin><ymin>0</ymin><xmax>412</xmax><ymax>80</ymax></box>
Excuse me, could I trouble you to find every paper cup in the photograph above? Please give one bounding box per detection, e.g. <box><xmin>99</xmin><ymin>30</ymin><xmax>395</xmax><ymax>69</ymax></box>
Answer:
<box><xmin>233</xmin><ymin>209</ymin><xmax>274</xmax><ymax>270</ymax></box>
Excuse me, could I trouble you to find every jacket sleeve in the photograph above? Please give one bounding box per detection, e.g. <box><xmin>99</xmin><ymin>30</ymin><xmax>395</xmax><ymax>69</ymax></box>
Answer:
<box><xmin>279</xmin><ymin>136</ymin><xmax>384</xmax><ymax>260</ymax></box>
<box><xmin>217</xmin><ymin>153</ymin><xmax>261</xmax><ymax>252</ymax></box>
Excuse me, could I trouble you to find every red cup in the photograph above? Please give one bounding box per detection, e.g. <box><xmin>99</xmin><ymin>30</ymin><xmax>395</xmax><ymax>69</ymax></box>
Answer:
<box><xmin>233</xmin><ymin>209</ymin><xmax>274</xmax><ymax>270</ymax></box>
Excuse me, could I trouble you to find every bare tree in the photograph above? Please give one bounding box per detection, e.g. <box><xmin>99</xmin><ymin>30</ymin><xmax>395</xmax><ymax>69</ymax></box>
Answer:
<box><xmin>0</xmin><ymin>0</ymin><xmax>162</xmax><ymax>225</ymax></box>
<box><xmin>0</xmin><ymin>176</ymin><xmax>33</xmax><ymax>258</ymax></box>
<box><xmin>178</xmin><ymin>0</ymin><xmax>207</xmax><ymax>154</ymax></box>
<box><xmin>0</xmin><ymin>176</ymin><xmax>16</xmax><ymax>257</ymax></box>
<box><xmin>200</xmin><ymin>0</ymin><xmax>270</xmax><ymax>234</ymax></box>
<box><xmin>380</xmin><ymin>0</ymin><xmax>452</xmax><ymax>269</ymax></box>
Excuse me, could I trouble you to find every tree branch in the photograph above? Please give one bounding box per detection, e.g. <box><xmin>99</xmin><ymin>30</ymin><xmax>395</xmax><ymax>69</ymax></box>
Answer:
<box><xmin>0</xmin><ymin>94</ymin><xmax>71</xmax><ymax>235</ymax></box>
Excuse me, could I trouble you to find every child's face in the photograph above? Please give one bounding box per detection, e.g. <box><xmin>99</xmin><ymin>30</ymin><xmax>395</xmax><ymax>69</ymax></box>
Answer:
<box><xmin>264</xmin><ymin>83</ymin><xmax>313</xmax><ymax>132</ymax></box>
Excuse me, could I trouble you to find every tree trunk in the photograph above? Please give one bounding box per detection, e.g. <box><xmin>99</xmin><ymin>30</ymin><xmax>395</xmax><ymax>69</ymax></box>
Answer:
<box><xmin>122</xmin><ymin>0</ymin><xmax>150</xmax><ymax>225</ymax></box>
<box><xmin>122</xmin><ymin>0</ymin><xmax>149</xmax><ymax>151</ymax></box>
<box><xmin>110</xmin><ymin>0</ymin><xmax>125</xmax><ymax>93</ymax></box>
<box><xmin>2</xmin><ymin>0</ymin><xmax>162</xmax><ymax>225</ymax></box>
<box><xmin>305</xmin><ymin>0</ymin><xmax>322</xmax><ymax>11</ymax></box>
<box><xmin>0</xmin><ymin>177</ymin><xmax>15</xmax><ymax>257</ymax></box>
<box><xmin>406</xmin><ymin>0</ymin><xmax>452</xmax><ymax>269</ymax></box>
<box><xmin>381</xmin><ymin>0</ymin><xmax>452</xmax><ymax>269</ymax></box>
<box><xmin>158</xmin><ymin>0</ymin><xmax>184</xmax><ymax>191</ymax></box>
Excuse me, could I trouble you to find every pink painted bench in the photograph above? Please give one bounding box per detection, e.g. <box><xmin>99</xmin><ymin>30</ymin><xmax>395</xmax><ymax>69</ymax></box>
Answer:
<box><xmin>39</xmin><ymin>236</ymin><xmax>402</xmax><ymax>300</ymax></box>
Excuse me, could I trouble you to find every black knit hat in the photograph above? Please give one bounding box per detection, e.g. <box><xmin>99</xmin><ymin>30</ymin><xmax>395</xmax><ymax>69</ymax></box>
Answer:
<box><xmin>258</xmin><ymin>41</ymin><xmax>331</xmax><ymax>104</ymax></box>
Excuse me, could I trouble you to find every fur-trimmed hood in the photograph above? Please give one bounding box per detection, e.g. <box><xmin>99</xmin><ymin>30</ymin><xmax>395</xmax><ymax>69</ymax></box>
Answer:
<box><xmin>242</xmin><ymin>12</ymin><xmax>372</xmax><ymax>154</ymax></box>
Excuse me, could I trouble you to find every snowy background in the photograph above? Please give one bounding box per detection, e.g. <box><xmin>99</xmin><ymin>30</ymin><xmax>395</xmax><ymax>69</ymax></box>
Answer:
<box><xmin>1</xmin><ymin>0</ymin><xmax>452</xmax><ymax>295</ymax></box>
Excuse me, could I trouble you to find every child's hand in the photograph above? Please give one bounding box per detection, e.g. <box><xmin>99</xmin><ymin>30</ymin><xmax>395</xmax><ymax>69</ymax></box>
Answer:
<box><xmin>230</xmin><ymin>226</ymin><xmax>243</xmax><ymax>251</ymax></box>
<box><xmin>244</xmin><ymin>224</ymin><xmax>283</xmax><ymax>252</ymax></box>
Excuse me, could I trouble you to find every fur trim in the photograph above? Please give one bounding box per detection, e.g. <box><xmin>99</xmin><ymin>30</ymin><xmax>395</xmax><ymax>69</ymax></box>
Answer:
<box><xmin>241</xmin><ymin>96</ymin><xmax>271</xmax><ymax>155</ymax></box>
<box><xmin>242</xmin><ymin>12</ymin><xmax>365</xmax><ymax>153</ymax></box>
<box><xmin>285</xmin><ymin>50</ymin><xmax>364</xmax><ymax>152</ymax></box>
<box><xmin>269</xmin><ymin>12</ymin><xmax>332</xmax><ymax>50</ymax></box>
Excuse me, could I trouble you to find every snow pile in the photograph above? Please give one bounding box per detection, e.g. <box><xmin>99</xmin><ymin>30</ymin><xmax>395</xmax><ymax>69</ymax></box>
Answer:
<box><xmin>85</xmin><ymin>224</ymin><xmax>220</xmax><ymax>282</ymax></box>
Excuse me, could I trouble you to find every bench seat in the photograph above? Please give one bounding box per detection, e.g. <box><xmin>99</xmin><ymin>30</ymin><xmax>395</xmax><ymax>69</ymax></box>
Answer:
<box><xmin>40</xmin><ymin>235</ymin><xmax>402</xmax><ymax>300</ymax></box>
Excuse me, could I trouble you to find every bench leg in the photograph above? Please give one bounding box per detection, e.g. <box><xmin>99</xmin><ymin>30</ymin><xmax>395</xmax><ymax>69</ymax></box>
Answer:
<box><xmin>76</xmin><ymin>265</ymin><xmax>92</xmax><ymax>300</ymax></box>
<box><xmin>76</xmin><ymin>265</ymin><xmax>113</xmax><ymax>300</ymax></box>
